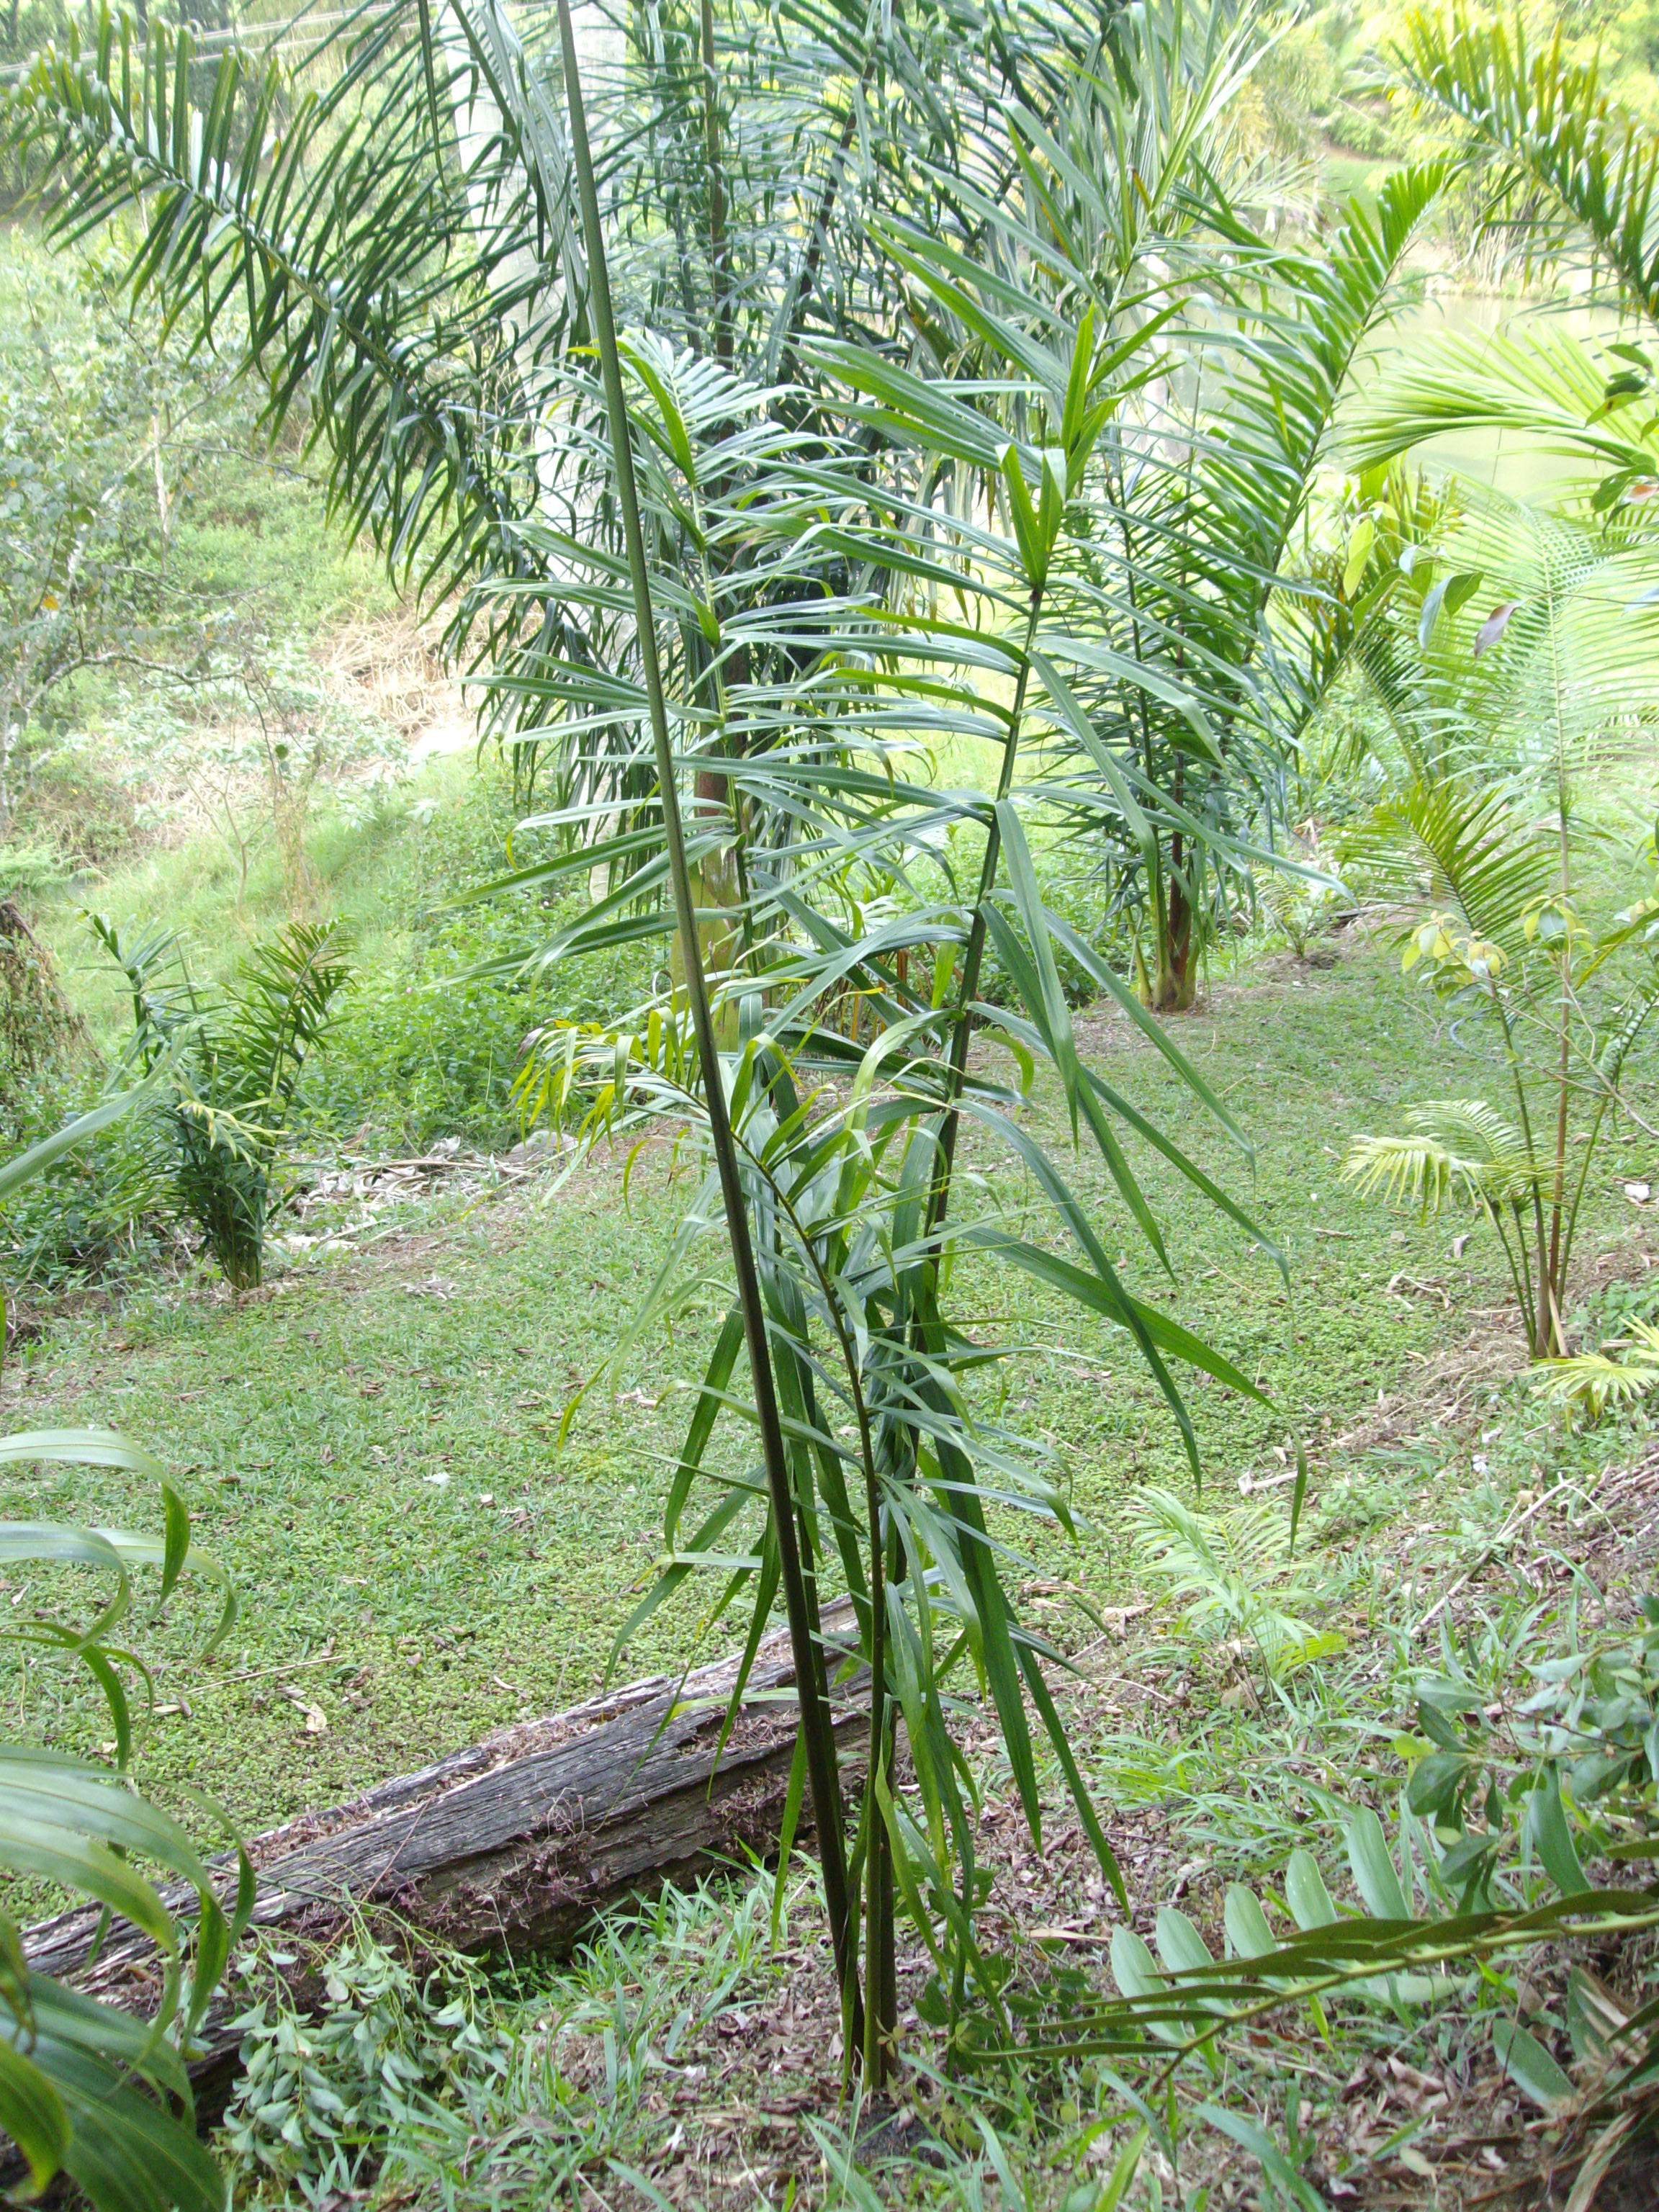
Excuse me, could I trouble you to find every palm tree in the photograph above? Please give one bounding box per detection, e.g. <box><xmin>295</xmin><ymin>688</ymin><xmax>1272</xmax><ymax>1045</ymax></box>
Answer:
<box><xmin>1084</xmin><ymin>154</ymin><xmax>1449</xmax><ymax>1010</ymax></box>
<box><xmin>1333</xmin><ymin>491</ymin><xmax>1659</xmax><ymax>1358</ymax></box>
<box><xmin>2</xmin><ymin>0</ymin><xmax>1288</xmax><ymax>2074</ymax></box>
<box><xmin>1395</xmin><ymin>6</ymin><xmax>1659</xmax><ymax>326</ymax></box>
<box><xmin>1307</xmin><ymin>12</ymin><xmax>1659</xmax><ymax>1362</ymax></box>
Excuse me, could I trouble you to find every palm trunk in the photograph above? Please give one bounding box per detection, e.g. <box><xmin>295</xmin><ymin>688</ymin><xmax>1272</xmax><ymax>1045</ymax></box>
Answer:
<box><xmin>1152</xmin><ymin>840</ymin><xmax>1198</xmax><ymax>1012</ymax></box>
<box><xmin>1149</xmin><ymin>756</ymin><xmax>1198</xmax><ymax>1011</ymax></box>
<box><xmin>699</xmin><ymin>0</ymin><xmax>731</xmax><ymax>369</ymax></box>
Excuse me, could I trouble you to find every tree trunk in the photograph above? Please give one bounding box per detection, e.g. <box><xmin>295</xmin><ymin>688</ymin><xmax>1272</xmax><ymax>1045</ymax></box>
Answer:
<box><xmin>1151</xmin><ymin>865</ymin><xmax>1198</xmax><ymax>1012</ymax></box>
<box><xmin>22</xmin><ymin>1607</ymin><xmax>865</xmax><ymax>2115</ymax></box>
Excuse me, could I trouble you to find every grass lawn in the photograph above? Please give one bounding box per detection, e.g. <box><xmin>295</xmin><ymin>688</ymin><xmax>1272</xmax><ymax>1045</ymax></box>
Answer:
<box><xmin>4</xmin><ymin>922</ymin><xmax>1647</xmax><ymax>1848</ymax></box>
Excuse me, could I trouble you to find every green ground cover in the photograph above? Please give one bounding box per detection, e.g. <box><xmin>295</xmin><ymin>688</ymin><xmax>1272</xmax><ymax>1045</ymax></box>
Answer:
<box><xmin>1</xmin><ymin>927</ymin><xmax>1641</xmax><ymax>1856</ymax></box>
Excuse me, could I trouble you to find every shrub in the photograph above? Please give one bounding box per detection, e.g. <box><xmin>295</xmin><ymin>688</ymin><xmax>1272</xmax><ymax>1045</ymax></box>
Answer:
<box><xmin>0</xmin><ymin>1062</ymin><xmax>170</xmax><ymax>1292</ymax></box>
<box><xmin>0</xmin><ymin>894</ymin><xmax>86</xmax><ymax>1095</ymax></box>
<box><xmin>222</xmin><ymin>1922</ymin><xmax>509</xmax><ymax>2206</ymax></box>
<box><xmin>94</xmin><ymin>913</ymin><xmax>351</xmax><ymax>1289</ymax></box>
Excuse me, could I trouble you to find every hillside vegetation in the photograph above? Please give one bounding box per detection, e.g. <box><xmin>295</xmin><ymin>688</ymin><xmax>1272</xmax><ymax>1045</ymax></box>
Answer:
<box><xmin>7</xmin><ymin>4</ymin><xmax>1659</xmax><ymax>2209</ymax></box>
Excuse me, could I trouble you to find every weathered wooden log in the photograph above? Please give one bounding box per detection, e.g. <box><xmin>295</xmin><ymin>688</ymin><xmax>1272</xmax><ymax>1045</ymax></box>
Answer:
<box><xmin>22</xmin><ymin>1604</ymin><xmax>867</xmax><ymax>2090</ymax></box>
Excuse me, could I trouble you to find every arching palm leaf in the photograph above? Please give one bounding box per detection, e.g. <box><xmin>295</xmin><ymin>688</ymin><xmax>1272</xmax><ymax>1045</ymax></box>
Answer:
<box><xmin>1394</xmin><ymin>7</ymin><xmax>1659</xmax><ymax>322</ymax></box>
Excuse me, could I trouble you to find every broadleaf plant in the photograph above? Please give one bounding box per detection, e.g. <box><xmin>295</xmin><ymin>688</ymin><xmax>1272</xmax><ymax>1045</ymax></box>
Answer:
<box><xmin>0</xmin><ymin>1084</ymin><xmax>247</xmax><ymax>2211</ymax></box>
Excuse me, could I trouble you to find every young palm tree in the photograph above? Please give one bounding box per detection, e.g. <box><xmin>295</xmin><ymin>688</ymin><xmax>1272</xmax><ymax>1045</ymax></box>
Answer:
<box><xmin>91</xmin><ymin>916</ymin><xmax>351</xmax><ymax>1290</ymax></box>
<box><xmin>1333</xmin><ymin>493</ymin><xmax>1659</xmax><ymax>1359</ymax></box>
<box><xmin>1318</xmin><ymin>13</ymin><xmax>1659</xmax><ymax>1359</ymax></box>
<box><xmin>1066</xmin><ymin>150</ymin><xmax>1449</xmax><ymax>1008</ymax></box>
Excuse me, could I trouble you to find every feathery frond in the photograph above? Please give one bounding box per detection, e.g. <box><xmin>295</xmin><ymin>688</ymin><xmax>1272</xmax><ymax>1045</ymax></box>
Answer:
<box><xmin>1343</xmin><ymin>1100</ymin><xmax>1534</xmax><ymax>1214</ymax></box>
<box><xmin>1395</xmin><ymin>8</ymin><xmax>1659</xmax><ymax>321</ymax></box>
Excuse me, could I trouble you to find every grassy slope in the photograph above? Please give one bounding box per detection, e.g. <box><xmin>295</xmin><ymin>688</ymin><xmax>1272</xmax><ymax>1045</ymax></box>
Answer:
<box><xmin>2</xmin><ymin>927</ymin><xmax>1639</xmax><ymax>1848</ymax></box>
<box><xmin>17</xmin><ymin>442</ymin><xmax>575</xmax><ymax>1153</ymax></box>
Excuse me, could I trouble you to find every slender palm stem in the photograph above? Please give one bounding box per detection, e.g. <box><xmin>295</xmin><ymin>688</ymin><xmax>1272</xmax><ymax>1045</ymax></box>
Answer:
<box><xmin>1545</xmin><ymin>624</ymin><xmax>1574</xmax><ymax>1357</ymax></box>
<box><xmin>698</xmin><ymin>0</ymin><xmax>731</xmax><ymax>368</ymax></box>
<box><xmin>1563</xmin><ymin>1071</ymin><xmax>1624</xmax><ymax>1284</ymax></box>
<box><xmin>1485</xmin><ymin>1200</ymin><xmax>1532</xmax><ymax>1339</ymax></box>
<box><xmin>731</xmin><ymin>1102</ymin><xmax>896</xmax><ymax>2082</ymax></box>
<box><xmin>1481</xmin><ymin>972</ymin><xmax>1550</xmax><ymax>1356</ymax></box>
<box><xmin>925</xmin><ymin>598</ymin><xmax>1043</xmax><ymax>1238</ymax></box>
<box><xmin>554</xmin><ymin>0</ymin><xmax>859</xmax><ymax>2037</ymax></box>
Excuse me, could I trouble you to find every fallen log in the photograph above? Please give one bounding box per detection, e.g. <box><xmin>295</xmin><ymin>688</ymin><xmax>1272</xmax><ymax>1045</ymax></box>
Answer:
<box><xmin>22</xmin><ymin>1604</ymin><xmax>867</xmax><ymax>2095</ymax></box>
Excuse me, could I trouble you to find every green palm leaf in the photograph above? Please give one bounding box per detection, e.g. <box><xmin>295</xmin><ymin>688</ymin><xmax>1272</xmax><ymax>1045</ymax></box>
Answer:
<box><xmin>1395</xmin><ymin>7</ymin><xmax>1659</xmax><ymax>323</ymax></box>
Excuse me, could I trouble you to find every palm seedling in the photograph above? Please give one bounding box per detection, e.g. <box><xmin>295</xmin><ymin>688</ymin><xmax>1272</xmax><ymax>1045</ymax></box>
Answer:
<box><xmin>92</xmin><ymin>915</ymin><xmax>349</xmax><ymax>1290</ymax></box>
<box><xmin>1131</xmin><ymin>1485</ymin><xmax>1339</xmax><ymax>1687</ymax></box>
<box><xmin>1532</xmin><ymin>1318</ymin><xmax>1659</xmax><ymax>1424</ymax></box>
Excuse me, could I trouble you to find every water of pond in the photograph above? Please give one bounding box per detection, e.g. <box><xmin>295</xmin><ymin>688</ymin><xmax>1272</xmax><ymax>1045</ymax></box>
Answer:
<box><xmin>1358</xmin><ymin>289</ymin><xmax>1627</xmax><ymax>500</ymax></box>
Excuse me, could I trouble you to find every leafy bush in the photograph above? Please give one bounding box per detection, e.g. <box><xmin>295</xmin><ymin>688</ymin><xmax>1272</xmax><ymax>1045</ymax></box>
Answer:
<box><xmin>0</xmin><ymin>894</ymin><xmax>84</xmax><ymax>1096</ymax></box>
<box><xmin>300</xmin><ymin>913</ymin><xmax>554</xmax><ymax>1154</ymax></box>
<box><xmin>302</xmin><ymin>775</ymin><xmax>653</xmax><ymax>1150</ymax></box>
<box><xmin>222</xmin><ymin>1923</ymin><xmax>509</xmax><ymax>2207</ymax></box>
<box><xmin>0</xmin><ymin>1062</ymin><xmax>171</xmax><ymax>1292</ymax></box>
<box><xmin>1071</xmin><ymin>1589</ymin><xmax>1659</xmax><ymax>2177</ymax></box>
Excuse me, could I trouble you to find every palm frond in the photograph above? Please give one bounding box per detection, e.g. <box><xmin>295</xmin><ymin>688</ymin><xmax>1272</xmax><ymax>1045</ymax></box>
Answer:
<box><xmin>1533</xmin><ymin>1321</ymin><xmax>1659</xmax><ymax>1422</ymax></box>
<box><xmin>1344</xmin><ymin>1099</ymin><xmax>1535</xmax><ymax>1213</ymax></box>
<box><xmin>1132</xmin><ymin>1486</ymin><xmax>1331</xmax><ymax>1681</ymax></box>
<box><xmin>225</xmin><ymin>922</ymin><xmax>351</xmax><ymax>1112</ymax></box>
<box><xmin>1346</xmin><ymin>323</ymin><xmax>1659</xmax><ymax>490</ymax></box>
<box><xmin>1363</xmin><ymin>779</ymin><xmax>1556</xmax><ymax>958</ymax></box>
<box><xmin>1395</xmin><ymin>7</ymin><xmax>1659</xmax><ymax>322</ymax></box>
